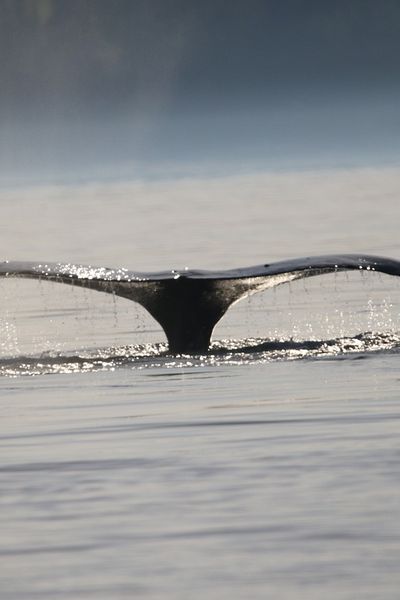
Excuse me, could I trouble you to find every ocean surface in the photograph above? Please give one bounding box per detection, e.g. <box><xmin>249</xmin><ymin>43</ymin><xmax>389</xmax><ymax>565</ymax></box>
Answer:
<box><xmin>1</xmin><ymin>166</ymin><xmax>400</xmax><ymax>599</ymax></box>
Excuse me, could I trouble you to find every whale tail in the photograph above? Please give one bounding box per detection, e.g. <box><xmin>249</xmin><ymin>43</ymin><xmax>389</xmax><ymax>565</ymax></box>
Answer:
<box><xmin>1</xmin><ymin>254</ymin><xmax>400</xmax><ymax>353</ymax></box>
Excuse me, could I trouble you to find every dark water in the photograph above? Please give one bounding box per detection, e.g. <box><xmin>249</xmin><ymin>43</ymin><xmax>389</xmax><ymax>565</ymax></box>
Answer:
<box><xmin>1</xmin><ymin>168</ymin><xmax>400</xmax><ymax>598</ymax></box>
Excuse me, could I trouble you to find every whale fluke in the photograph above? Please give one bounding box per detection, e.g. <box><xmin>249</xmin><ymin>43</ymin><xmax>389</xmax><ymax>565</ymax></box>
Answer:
<box><xmin>1</xmin><ymin>254</ymin><xmax>400</xmax><ymax>353</ymax></box>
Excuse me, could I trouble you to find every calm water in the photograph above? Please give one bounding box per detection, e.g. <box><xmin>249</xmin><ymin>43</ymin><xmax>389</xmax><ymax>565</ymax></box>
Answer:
<box><xmin>1</xmin><ymin>166</ymin><xmax>400</xmax><ymax>599</ymax></box>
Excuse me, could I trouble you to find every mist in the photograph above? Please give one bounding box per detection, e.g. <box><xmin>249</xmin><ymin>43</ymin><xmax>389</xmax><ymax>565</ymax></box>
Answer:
<box><xmin>1</xmin><ymin>0</ymin><xmax>400</xmax><ymax>184</ymax></box>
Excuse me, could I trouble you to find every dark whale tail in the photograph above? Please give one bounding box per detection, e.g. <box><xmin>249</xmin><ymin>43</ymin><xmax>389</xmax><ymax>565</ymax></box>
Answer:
<box><xmin>1</xmin><ymin>254</ymin><xmax>400</xmax><ymax>353</ymax></box>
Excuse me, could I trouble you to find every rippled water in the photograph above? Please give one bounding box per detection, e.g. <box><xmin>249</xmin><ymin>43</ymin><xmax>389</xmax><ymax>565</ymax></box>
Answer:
<box><xmin>1</xmin><ymin>332</ymin><xmax>400</xmax><ymax>377</ymax></box>
<box><xmin>1</xmin><ymin>168</ymin><xmax>400</xmax><ymax>599</ymax></box>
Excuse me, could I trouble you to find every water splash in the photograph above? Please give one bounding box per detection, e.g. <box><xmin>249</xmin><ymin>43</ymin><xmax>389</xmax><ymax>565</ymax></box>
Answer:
<box><xmin>1</xmin><ymin>332</ymin><xmax>399</xmax><ymax>377</ymax></box>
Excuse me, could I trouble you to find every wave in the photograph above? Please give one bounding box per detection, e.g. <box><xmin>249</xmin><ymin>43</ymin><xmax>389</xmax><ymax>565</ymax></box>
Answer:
<box><xmin>1</xmin><ymin>331</ymin><xmax>399</xmax><ymax>377</ymax></box>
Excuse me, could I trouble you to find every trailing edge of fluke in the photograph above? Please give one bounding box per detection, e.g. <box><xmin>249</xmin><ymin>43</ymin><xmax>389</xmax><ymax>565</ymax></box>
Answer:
<box><xmin>1</xmin><ymin>254</ymin><xmax>400</xmax><ymax>353</ymax></box>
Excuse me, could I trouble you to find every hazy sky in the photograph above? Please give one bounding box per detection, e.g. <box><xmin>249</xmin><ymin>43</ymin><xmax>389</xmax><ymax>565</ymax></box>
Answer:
<box><xmin>1</xmin><ymin>0</ymin><xmax>400</xmax><ymax>183</ymax></box>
